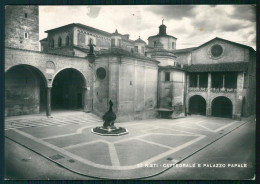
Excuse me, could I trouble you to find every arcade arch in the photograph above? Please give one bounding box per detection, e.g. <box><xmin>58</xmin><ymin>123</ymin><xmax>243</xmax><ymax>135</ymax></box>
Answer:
<box><xmin>212</xmin><ymin>96</ymin><xmax>233</xmax><ymax>118</ymax></box>
<box><xmin>5</xmin><ymin>64</ymin><xmax>47</xmax><ymax>116</ymax></box>
<box><xmin>188</xmin><ymin>95</ymin><xmax>206</xmax><ymax>115</ymax></box>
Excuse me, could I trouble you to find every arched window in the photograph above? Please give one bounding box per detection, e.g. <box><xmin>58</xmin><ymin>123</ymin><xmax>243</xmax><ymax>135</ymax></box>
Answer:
<box><xmin>58</xmin><ymin>37</ymin><xmax>62</xmax><ymax>47</ymax></box>
<box><xmin>66</xmin><ymin>36</ymin><xmax>70</xmax><ymax>46</ymax></box>
<box><xmin>50</xmin><ymin>39</ymin><xmax>54</xmax><ymax>48</ymax></box>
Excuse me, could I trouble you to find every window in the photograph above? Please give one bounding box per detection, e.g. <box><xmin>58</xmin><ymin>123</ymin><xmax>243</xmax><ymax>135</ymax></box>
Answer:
<box><xmin>134</xmin><ymin>46</ymin><xmax>138</xmax><ymax>53</ymax></box>
<box><xmin>154</xmin><ymin>41</ymin><xmax>157</xmax><ymax>47</ymax></box>
<box><xmin>50</xmin><ymin>39</ymin><xmax>54</xmax><ymax>48</ymax></box>
<box><xmin>58</xmin><ymin>37</ymin><xmax>62</xmax><ymax>47</ymax></box>
<box><xmin>24</xmin><ymin>13</ymin><xmax>27</xmax><ymax>18</ymax></box>
<box><xmin>24</xmin><ymin>32</ymin><xmax>28</xmax><ymax>39</ymax></box>
<box><xmin>141</xmin><ymin>46</ymin><xmax>144</xmax><ymax>53</ymax></box>
<box><xmin>66</xmin><ymin>36</ymin><xmax>70</xmax><ymax>46</ymax></box>
<box><xmin>165</xmin><ymin>72</ymin><xmax>170</xmax><ymax>82</ymax></box>
<box><xmin>111</xmin><ymin>39</ymin><xmax>115</xmax><ymax>47</ymax></box>
<box><xmin>172</xmin><ymin>42</ymin><xmax>175</xmax><ymax>49</ymax></box>
<box><xmin>211</xmin><ymin>44</ymin><xmax>223</xmax><ymax>57</ymax></box>
<box><xmin>118</xmin><ymin>39</ymin><xmax>122</xmax><ymax>47</ymax></box>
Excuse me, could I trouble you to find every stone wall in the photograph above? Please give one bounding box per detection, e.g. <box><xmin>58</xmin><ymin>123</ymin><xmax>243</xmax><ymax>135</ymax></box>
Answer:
<box><xmin>158</xmin><ymin>69</ymin><xmax>185</xmax><ymax>118</ymax></box>
<box><xmin>191</xmin><ymin>40</ymin><xmax>248</xmax><ymax>64</ymax></box>
<box><xmin>5</xmin><ymin>6</ymin><xmax>39</xmax><ymax>51</ymax></box>
<box><xmin>175</xmin><ymin>52</ymin><xmax>191</xmax><ymax>65</ymax></box>
<box><xmin>5</xmin><ymin>47</ymin><xmax>92</xmax><ymax>116</ymax></box>
<box><xmin>92</xmin><ymin>55</ymin><xmax>158</xmax><ymax>122</ymax></box>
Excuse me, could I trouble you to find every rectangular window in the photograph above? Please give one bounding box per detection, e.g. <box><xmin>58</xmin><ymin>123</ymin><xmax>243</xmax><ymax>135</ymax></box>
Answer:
<box><xmin>165</xmin><ymin>72</ymin><xmax>170</xmax><ymax>82</ymax></box>
<box><xmin>189</xmin><ymin>73</ymin><xmax>197</xmax><ymax>87</ymax></box>
<box><xmin>141</xmin><ymin>46</ymin><xmax>144</xmax><ymax>53</ymax></box>
<box><xmin>111</xmin><ymin>39</ymin><xmax>115</xmax><ymax>47</ymax></box>
<box><xmin>135</xmin><ymin>46</ymin><xmax>138</xmax><ymax>53</ymax></box>
<box><xmin>172</xmin><ymin>42</ymin><xmax>175</xmax><ymax>49</ymax></box>
<box><xmin>24</xmin><ymin>32</ymin><xmax>28</xmax><ymax>39</ymax></box>
<box><xmin>25</xmin><ymin>13</ymin><xmax>27</xmax><ymax>18</ymax></box>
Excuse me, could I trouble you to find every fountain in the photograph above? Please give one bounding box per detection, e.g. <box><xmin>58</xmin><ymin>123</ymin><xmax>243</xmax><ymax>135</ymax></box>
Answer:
<box><xmin>91</xmin><ymin>100</ymin><xmax>128</xmax><ymax>136</ymax></box>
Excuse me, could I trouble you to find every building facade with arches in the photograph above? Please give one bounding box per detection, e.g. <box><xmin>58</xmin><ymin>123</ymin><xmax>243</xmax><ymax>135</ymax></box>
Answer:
<box><xmin>5</xmin><ymin>6</ymin><xmax>256</xmax><ymax>121</ymax></box>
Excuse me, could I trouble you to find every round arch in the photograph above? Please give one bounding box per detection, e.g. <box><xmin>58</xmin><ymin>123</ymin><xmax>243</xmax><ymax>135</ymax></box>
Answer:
<box><xmin>188</xmin><ymin>95</ymin><xmax>206</xmax><ymax>115</ymax></box>
<box><xmin>5</xmin><ymin>64</ymin><xmax>48</xmax><ymax>86</ymax></box>
<box><xmin>51</xmin><ymin>67</ymin><xmax>87</xmax><ymax>87</ymax></box>
<box><xmin>212</xmin><ymin>96</ymin><xmax>233</xmax><ymax>118</ymax></box>
<box><xmin>5</xmin><ymin>64</ymin><xmax>47</xmax><ymax>116</ymax></box>
<box><xmin>51</xmin><ymin>68</ymin><xmax>87</xmax><ymax>110</ymax></box>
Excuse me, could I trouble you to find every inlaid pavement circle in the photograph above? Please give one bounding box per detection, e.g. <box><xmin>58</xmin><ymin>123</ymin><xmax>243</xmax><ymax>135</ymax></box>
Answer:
<box><xmin>5</xmin><ymin>113</ymin><xmax>252</xmax><ymax>179</ymax></box>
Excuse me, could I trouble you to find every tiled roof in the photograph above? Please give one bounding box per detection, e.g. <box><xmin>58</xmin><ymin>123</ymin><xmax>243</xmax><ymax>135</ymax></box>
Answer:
<box><xmin>148</xmin><ymin>34</ymin><xmax>177</xmax><ymax>40</ymax></box>
<box><xmin>96</xmin><ymin>48</ymin><xmax>159</xmax><ymax>63</ymax></box>
<box><xmin>173</xmin><ymin>47</ymin><xmax>196</xmax><ymax>54</ymax></box>
<box><xmin>134</xmin><ymin>36</ymin><xmax>146</xmax><ymax>44</ymax></box>
<box><xmin>184</xmin><ymin>62</ymin><xmax>248</xmax><ymax>72</ymax></box>
<box><xmin>45</xmin><ymin>23</ymin><xmax>112</xmax><ymax>37</ymax></box>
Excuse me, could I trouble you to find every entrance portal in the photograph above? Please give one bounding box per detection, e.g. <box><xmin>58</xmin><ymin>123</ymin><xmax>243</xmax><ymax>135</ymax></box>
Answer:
<box><xmin>51</xmin><ymin>68</ymin><xmax>85</xmax><ymax>110</ymax></box>
<box><xmin>5</xmin><ymin>65</ymin><xmax>46</xmax><ymax>116</ymax></box>
<box><xmin>212</xmin><ymin>96</ymin><xmax>233</xmax><ymax>118</ymax></box>
<box><xmin>188</xmin><ymin>95</ymin><xmax>206</xmax><ymax>115</ymax></box>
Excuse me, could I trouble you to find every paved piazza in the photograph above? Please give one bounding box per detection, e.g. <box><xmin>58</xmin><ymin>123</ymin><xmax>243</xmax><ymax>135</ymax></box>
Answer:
<box><xmin>4</xmin><ymin>112</ymin><xmax>251</xmax><ymax>179</ymax></box>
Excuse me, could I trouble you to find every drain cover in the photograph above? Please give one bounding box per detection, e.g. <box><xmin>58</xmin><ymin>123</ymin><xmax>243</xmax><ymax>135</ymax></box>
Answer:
<box><xmin>68</xmin><ymin>159</ymin><xmax>75</xmax><ymax>163</ymax></box>
<box><xmin>22</xmin><ymin>157</ymin><xmax>32</xmax><ymax>162</ymax></box>
<box><xmin>49</xmin><ymin>154</ymin><xmax>64</xmax><ymax>160</ymax></box>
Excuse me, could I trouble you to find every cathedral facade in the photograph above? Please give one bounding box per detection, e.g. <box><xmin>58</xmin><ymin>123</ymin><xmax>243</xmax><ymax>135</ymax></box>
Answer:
<box><xmin>5</xmin><ymin>6</ymin><xmax>256</xmax><ymax>121</ymax></box>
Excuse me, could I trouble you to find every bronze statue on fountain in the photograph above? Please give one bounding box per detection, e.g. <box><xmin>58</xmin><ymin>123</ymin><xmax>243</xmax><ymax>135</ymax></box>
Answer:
<box><xmin>91</xmin><ymin>100</ymin><xmax>128</xmax><ymax>136</ymax></box>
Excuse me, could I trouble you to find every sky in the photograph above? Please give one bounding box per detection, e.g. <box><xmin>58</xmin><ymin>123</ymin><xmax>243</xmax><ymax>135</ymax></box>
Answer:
<box><xmin>39</xmin><ymin>5</ymin><xmax>256</xmax><ymax>50</ymax></box>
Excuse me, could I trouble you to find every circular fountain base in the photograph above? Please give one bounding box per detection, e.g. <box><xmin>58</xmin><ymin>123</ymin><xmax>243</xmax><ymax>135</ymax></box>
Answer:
<box><xmin>91</xmin><ymin>126</ymin><xmax>128</xmax><ymax>136</ymax></box>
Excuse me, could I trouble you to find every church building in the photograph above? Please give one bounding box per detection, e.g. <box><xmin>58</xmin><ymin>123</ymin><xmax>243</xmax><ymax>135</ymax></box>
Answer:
<box><xmin>5</xmin><ymin>6</ymin><xmax>256</xmax><ymax>121</ymax></box>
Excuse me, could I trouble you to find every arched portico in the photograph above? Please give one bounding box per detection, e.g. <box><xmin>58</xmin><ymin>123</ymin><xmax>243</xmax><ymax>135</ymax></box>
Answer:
<box><xmin>212</xmin><ymin>96</ymin><xmax>233</xmax><ymax>118</ymax></box>
<box><xmin>5</xmin><ymin>64</ymin><xmax>48</xmax><ymax>116</ymax></box>
<box><xmin>188</xmin><ymin>95</ymin><xmax>206</xmax><ymax>115</ymax></box>
<box><xmin>50</xmin><ymin>68</ymin><xmax>88</xmax><ymax>113</ymax></box>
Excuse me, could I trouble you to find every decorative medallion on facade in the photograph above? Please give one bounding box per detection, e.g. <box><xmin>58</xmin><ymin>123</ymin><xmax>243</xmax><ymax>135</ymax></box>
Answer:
<box><xmin>46</xmin><ymin>61</ymin><xmax>55</xmax><ymax>79</ymax></box>
<box><xmin>96</xmin><ymin>67</ymin><xmax>106</xmax><ymax>80</ymax></box>
<box><xmin>209</xmin><ymin>44</ymin><xmax>224</xmax><ymax>59</ymax></box>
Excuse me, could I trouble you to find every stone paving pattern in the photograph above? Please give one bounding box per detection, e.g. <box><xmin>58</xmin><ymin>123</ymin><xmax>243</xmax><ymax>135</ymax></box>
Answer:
<box><xmin>4</xmin><ymin>112</ymin><xmax>252</xmax><ymax>179</ymax></box>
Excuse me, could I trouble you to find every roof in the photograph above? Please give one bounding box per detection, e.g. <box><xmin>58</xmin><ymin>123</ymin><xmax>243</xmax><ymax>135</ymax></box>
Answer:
<box><xmin>111</xmin><ymin>29</ymin><xmax>121</xmax><ymax>36</ymax></box>
<box><xmin>73</xmin><ymin>46</ymin><xmax>89</xmax><ymax>53</ymax></box>
<box><xmin>134</xmin><ymin>36</ymin><xmax>146</xmax><ymax>44</ymax></box>
<box><xmin>159</xmin><ymin>65</ymin><xmax>186</xmax><ymax>71</ymax></box>
<box><xmin>184</xmin><ymin>62</ymin><xmax>248</xmax><ymax>72</ymax></box>
<box><xmin>148</xmin><ymin>34</ymin><xmax>177</xmax><ymax>40</ymax></box>
<box><xmin>40</xmin><ymin>38</ymin><xmax>48</xmax><ymax>42</ymax></box>
<box><xmin>96</xmin><ymin>48</ymin><xmax>159</xmax><ymax>63</ymax></box>
<box><xmin>194</xmin><ymin>37</ymin><xmax>255</xmax><ymax>52</ymax></box>
<box><xmin>45</xmin><ymin>23</ymin><xmax>112</xmax><ymax>37</ymax></box>
<box><xmin>173</xmin><ymin>47</ymin><xmax>196</xmax><ymax>54</ymax></box>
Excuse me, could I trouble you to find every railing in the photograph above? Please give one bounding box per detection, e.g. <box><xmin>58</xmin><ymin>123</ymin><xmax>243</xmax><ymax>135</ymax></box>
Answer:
<box><xmin>210</xmin><ymin>88</ymin><xmax>237</xmax><ymax>93</ymax></box>
<box><xmin>188</xmin><ymin>87</ymin><xmax>237</xmax><ymax>93</ymax></box>
<box><xmin>188</xmin><ymin>87</ymin><xmax>207</xmax><ymax>92</ymax></box>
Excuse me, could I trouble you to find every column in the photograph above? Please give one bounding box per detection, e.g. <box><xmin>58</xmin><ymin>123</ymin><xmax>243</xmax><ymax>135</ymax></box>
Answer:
<box><xmin>197</xmin><ymin>74</ymin><xmax>200</xmax><ymax>88</ymax></box>
<box><xmin>222</xmin><ymin>74</ymin><xmax>225</xmax><ymax>89</ymax></box>
<box><xmin>206</xmin><ymin>73</ymin><xmax>212</xmax><ymax>116</ymax></box>
<box><xmin>46</xmin><ymin>87</ymin><xmax>52</xmax><ymax>116</ymax></box>
<box><xmin>82</xmin><ymin>86</ymin><xmax>88</xmax><ymax>112</ymax></box>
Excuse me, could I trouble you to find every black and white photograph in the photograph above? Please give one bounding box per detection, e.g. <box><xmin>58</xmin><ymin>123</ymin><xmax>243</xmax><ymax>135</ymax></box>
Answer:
<box><xmin>3</xmin><ymin>4</ymin><xmax>256</xmax><ymax>180</ymax></box>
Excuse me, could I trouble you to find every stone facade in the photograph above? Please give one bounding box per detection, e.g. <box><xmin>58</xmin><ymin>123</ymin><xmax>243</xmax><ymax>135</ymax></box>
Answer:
<box><xmin>5</xmin><ymin>6</ymin><xmax>256</xmax><ymax>121</ymax></box>
<box><xmin>5</xmin><ymin>6</ymin><xmax>39</xmax><ymax>51</ymax></box>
